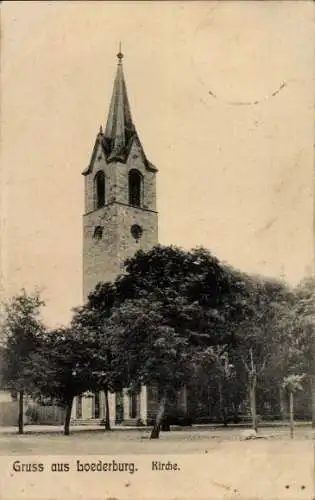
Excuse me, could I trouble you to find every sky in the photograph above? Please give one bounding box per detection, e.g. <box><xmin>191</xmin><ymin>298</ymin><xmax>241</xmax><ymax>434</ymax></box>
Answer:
<box><xmin>1</xmin><ymin>1</ymin><xmax>314</xmax><ymax>327</ymax></box>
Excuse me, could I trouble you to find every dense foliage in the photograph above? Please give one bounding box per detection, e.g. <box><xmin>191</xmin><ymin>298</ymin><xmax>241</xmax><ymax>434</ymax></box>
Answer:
<box><xmin>1</xmin><ymin>290</ymin><xmax>45</xmax><ymax>433</ymax></box>
<box><xmin>1</xmin><ymin>246</ymin><xmax>313</xmax><ymax>436</ymax></box>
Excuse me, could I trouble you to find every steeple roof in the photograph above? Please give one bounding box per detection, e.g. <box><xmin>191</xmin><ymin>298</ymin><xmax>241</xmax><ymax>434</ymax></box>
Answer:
<box><xmin>83</xmin><ymin>48</ymin><xmax>157</xmax><ymax>175</ymax></box>
<box><xmin>103</xmin><ymin>49</ymin><xmax>135</xmax><ymax>161</ymax></box>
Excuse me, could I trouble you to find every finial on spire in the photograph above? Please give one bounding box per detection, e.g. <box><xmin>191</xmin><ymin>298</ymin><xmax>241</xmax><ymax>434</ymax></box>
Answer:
<box><xmin>117</xmin><ymin>41</ymin><xmax>124</xmax><ymax>64</ymax></box>
<box><xmin>99</xmin><ymin>125</ymin><xmax>103</xmax><ymax>134</ymax></box>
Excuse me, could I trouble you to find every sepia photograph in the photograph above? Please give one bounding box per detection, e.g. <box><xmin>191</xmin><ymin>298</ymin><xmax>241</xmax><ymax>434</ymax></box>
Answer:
<box><xmin>0</xmin><ymin>1</ymin><xmax>314</xmax><ymax>499</ymax></box>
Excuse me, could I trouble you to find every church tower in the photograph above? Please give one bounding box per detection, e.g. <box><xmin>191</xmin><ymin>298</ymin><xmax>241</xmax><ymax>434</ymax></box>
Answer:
<box><xmin>82</xmin><ymin>49</ymin><xmax>158</xmax><ymax>300</ymax></box>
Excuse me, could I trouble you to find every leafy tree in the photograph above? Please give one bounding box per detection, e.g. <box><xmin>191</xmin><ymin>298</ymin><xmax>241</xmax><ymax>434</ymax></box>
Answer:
<box><xmin>1</xmin><ymin>290</ymin><xmax>45</xmax><ymax>434</ymax></box>
<box><xmin>291</xmin><ymin>276</ymin><xmax>314</xmax><ymax>424</ymax></box>
<box><xmin>188</xmin><ymin>346</ymin><xmax>247</xmax><ymax>424</ymax></box>
<box><xmin>84</xmin><ymin>245</ymin><xmax>256</xmax><ymax>433</ymax></box>
<box><xmin>27</xmin><ymin>327</ymin><xmax>98</xmax><ymax>435</ymax></box>
<box><xmin>232</xmin><ymin>277</ymin><xmax>293</xmax><ymax>430</ymax></box>
<box><xmin>216</xmin><ymin>350</ymin><xmax>244</xmax><ymax>424</ymax></box>
<box><xmin>72</xmin><ymin>282</ymin><xmax>125</xmax><ymax>430</ymax></box>
<box><xmin>255</xmin><ymin>276</ymin><xmax>313</xmax><ymax>423</ymax></box>
<box><xmin>264</xmin><ymin>290</ymin><xmax>308</xmax><ymax>419</ymax></box>
<box><xmin>282</xmin><ymin>374</ymin><xmax>305</xmax><ymax>438</ymax></box>
<box><xmin>85</xmin><ymin>245</ymin><xmax>305</xmax><ymax>432</ymax></box>
<box><xmin>108</xmin><ymin>298</ymin><xmax>191</xmax><ymax>439</ymax></box>
<box><xmin>118</xmin><ymin>246</ymin><xmax>248</xmax><ymax>347</ymax></box>
<box><xmin>117</xmin><ymin>246</ymin><xmax>214</xmax><ymax>301</ymax></box>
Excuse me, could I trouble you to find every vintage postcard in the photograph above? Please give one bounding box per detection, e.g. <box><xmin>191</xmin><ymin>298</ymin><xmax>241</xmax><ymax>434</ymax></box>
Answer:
<box><xmin>0</xmin><ymin>1</ymin><xmax>314</xmax><ymax>499</ymax></box>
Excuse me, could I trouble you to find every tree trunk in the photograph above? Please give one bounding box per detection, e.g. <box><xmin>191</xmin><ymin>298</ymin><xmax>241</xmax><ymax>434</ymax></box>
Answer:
<box><xmin>64</xmin><ymin>396</ymin><xmax>74</xmax><ymax>436</ymax></box>
<box><xmin>218</xmin><ymin>380</ymin><xmax>228</xmax><ymax>426</ymax></box>
<box><xmin>289</xmin><ymin>391</ymin><xmax>294</xmax><ymax>439</ymax></box>
<box><xmin>232</xmin><ymin>402</ymin><xmax>239</xmax><ymax>423</ymax></box>
<box><xmin>18</xmin><ymin>390</ymin><xmax>24</xmax><ymax>434</ymax></box>
<box><xmin>249</xmin><ymin>380</ymin><xmax>257</xmax><ymax>432</ymax></box>
<box><xmin>311</xmin><ymin>373</ymin><xmax>315</xmax><ymax>430</ymax></box>
<box><xmin>150</xmin><ymin>396</ymin><xmax>166</xmax><ymax>439</ymax></box>
<box><xmin>104</xmin><ymin>388</ymin><xmax>111</xmax><ymax>431</ymax></box>
<box><xmin>161</xmin><ymin>420</ymin><xmax>171</xmax><ymax>431</ymax></box>
<box><xmin>161</xmin><ymin>414</ymin><xmax>171</xmax><ymax>432</ymax></box>
<box><xmin>279</xmin><ymin>384</ymin><xmax>286</xmax><ymax>420</ymax></box>
<box><xmin>208</xmin><ymin>385</ymin><xmax>211</xmax><ymax>418</ymax></box>
<box><xmin>311</xmin><ymin>330</ymin><xmax>315</xmax><ymax>429</ymax></box>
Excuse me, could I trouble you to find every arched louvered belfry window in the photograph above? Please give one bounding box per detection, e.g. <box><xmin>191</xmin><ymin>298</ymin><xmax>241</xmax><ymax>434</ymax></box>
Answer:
<box><xmin>94</xmin><ymin>171</ymin><xmax>105</xmax><ymax>209</ymax></box>
<box><xmin>128</xmin><ymin>169</ymin><xmax>142</xmax><ymax>207</ymax></box>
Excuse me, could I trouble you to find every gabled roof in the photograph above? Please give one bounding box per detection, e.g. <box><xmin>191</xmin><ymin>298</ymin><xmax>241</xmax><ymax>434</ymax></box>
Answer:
<box><xmin>82</xmin><ymin>50</ymin><xmax>157</xmax><ymax>176</ymax></box>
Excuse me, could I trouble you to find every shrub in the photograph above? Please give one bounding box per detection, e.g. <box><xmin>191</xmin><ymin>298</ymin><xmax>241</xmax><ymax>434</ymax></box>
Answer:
<box><xmin>25</xmin><ymin>405</ymin><xmax>40</xmax><ymax>423</ymax></box>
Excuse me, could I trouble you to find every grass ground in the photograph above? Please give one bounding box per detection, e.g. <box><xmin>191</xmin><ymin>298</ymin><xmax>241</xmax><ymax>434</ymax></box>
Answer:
<box><xmin>0</xmin><ymin>424</ymin><xmax>313</xmax><ymax>455</ymax></box>
<box><xmin>0</xmin><ymin>426</ymin><xmax>313</xmax><ymax>500</ymax></box>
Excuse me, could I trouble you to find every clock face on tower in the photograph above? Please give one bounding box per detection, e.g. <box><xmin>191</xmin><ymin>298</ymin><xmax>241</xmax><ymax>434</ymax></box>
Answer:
<box><xmin>130</xmin><ymin>224</ymin><xmax>143</xmax><ymax>241</ymax></box>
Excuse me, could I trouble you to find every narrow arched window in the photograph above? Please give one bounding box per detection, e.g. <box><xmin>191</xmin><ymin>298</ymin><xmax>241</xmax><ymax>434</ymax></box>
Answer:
<box><xmin>128</xmin><ymin>169</ymin><xmax>142</xmax><ymax>207</ymax></box>
<box><xmin>94</xmin><ymin>171</ymin><xmax>105</xmax><ymax>209</ymax></box>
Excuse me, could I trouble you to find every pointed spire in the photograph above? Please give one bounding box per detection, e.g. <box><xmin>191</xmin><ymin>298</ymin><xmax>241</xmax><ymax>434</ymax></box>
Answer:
<box><xmin>103</xmin><ymin>46</ymin><xmax>135</xmax><ymax>162</ymax></box>
<box><xmin>83</xmin><ymin>47</ymin><xmax>158</xmax><ymax>175</ymax></box>
<box><xmin>117</xmin><ymin>41</ymin><xmax>124</xmax><ymax>65</ymax></box>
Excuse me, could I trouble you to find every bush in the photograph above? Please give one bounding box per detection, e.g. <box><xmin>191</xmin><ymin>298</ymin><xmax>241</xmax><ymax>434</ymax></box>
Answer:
<box><xmin>164</xmin><ymin>410</ymin><xmax>193</xmax><ymax>427</ymax></box>
<box><xmin>25</xmin><ymin>406</ymin><xmax>40</xmax><ymax>423</ymax></box>
<box><xmin>194</xmin><ymin>416</ymin><xmax>216</xmax><ymax>424</ymax></box>
<box><xmin>146</xmin><ymin>409</ymin><xmax>193</xmax><ymax>427</ymax></box>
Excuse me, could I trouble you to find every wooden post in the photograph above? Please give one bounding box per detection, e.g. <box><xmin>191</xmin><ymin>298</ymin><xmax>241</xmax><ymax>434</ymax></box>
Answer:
<box><xmin>250</xmin><ymin>384</ymin><xmax>257</xmax><ymax>432</ymax></box>
<box><xmin>249</xmin><ymin>349</ymin><xmax>257</xmax><ymax>432</ymax></box>
<box><xmin>289</xmin><ymin>391</ymin><xmax>294</xmax><ymax>439</ymax></box>
<box><xmin>311</xmin><ymin>327</ymin><xmax>315</xmax><ymax>430</ymax></box>
<box><xmin>18</xmin><ymin>390</ymin><xmax>24</xmax><ymax>435</ymax></box>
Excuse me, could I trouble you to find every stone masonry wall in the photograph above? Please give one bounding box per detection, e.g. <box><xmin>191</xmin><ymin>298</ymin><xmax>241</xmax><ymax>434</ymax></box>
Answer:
<box><xmin>116</xmin><ymin>204</ymin><xmax>158</xmax><ymax>264</ymax></box>
<box><xmin>83</xmin><ymin>138</ymin><xmax>158</xmax><ymax>301</ymax></box>
<box><xmin>83</xmin><ymin>203</ymin><xmax>120</xmax><ymax>301</ymax></box>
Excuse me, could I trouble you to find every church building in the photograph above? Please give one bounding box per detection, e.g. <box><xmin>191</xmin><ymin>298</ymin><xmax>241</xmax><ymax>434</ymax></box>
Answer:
<box><xmin>71</xmin><ymin>48</ymin><xmax>187</xmax><ymax>425</ymax></box>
